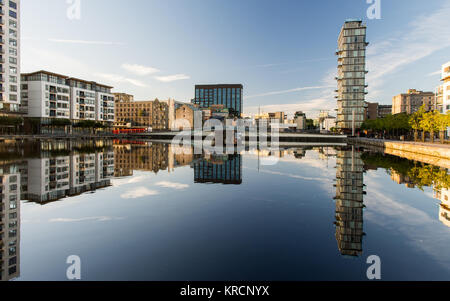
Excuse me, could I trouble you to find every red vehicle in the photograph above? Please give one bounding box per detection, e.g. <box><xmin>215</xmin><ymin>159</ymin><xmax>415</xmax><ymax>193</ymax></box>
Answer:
<box><xmin>113</xmin><ymin>128</ymin><xmax>147</xmax><ymax>135</ymax></box>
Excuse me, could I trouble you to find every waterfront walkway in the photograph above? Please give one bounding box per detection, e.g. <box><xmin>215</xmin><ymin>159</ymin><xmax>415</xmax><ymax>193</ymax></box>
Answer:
<box><xmin>350</xmin><ymin>137</ymin><xmax>450</xmax><ymax>169</ymax></box>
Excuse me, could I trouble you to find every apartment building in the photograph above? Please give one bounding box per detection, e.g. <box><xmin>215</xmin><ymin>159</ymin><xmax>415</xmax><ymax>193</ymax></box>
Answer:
<box><xmin>0</xmin><ymin>162</ymin><xmax>21</xmax><ymax>280</ymax></box>
<box><xmin>0</xmin><ymin>0</ymin><xmax>20</xmax><ymax>113</ymax></box>
<box><xmin>21</xmin><ymin>71</ymin><xmax>115</xmax><ymax>129</ymax></box>
<box><xmin>436</xmin><ymin>85</ymin><xmax>444</xmax><ymax>113</ymax></box>
<box><xmin>442</xmin><ymin>62</ymin><xmax>450</xmax><ymax>113</ymax></box>
<box><xmin>336</xmin><ymin>20</ymin><xmax>369</xmax><ymax>131</ymax></box>
<box><xmin>113</xmin><ymin>93</ymin><xmax>170</xmax><ymax>130</ymax></box>
<box><xmin>392</xmin><ymin>89</ymin><xmax>435</xmax><ymax>115</ymax></box>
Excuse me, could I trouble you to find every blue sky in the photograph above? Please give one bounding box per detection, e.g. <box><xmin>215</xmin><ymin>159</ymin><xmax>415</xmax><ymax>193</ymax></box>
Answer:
<box><xmin>21</xmin><ymin>0</ymin><xmax>450</xmax><ymax>118</ymax></box>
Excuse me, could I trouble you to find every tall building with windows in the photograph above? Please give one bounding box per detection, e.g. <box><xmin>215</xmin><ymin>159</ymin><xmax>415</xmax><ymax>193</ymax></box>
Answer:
<box><xmin>192</xmin><ymin>84</ymin><xmax>243</xmax><ymax>117</ymax></box>
<box><xmin>442</xmin><ymin>62</ymin><xmax>450</xmax><ymax>113</ymax></box>
<box><xmin>392</xmin><ymin>89</ymin><xmax>435</xmax><ymax>115</ymax></box>
<box><xmin>0</xmin><ymin>161</ymin><xmax>21</xmax><ymax>280</ymax></box>
<box><xmin>113</xmin><ymin>93</ymin><xmax>170</xmax><ymax>130</ymax></box>
<box><xmin>0</xmin><ymin>0</ymin><xmax>20</xmax><ymax>113</ymax></box>
<box><xmin>335</xmin><ymin>20</ymin><xmax>368</xmax><ymax>131</ymax></box>
<box><xmin>20</xmin><ymin>71</ymin><xmax>115</xmax><ymax>131</ymax></box>
<box><xmin>334</xmin><ymin>146</ymin><xmax>365</xmax><ymax>257</ymax></box>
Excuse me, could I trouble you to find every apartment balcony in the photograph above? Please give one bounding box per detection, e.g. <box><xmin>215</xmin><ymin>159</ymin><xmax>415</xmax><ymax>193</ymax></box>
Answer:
<box><xmin>0</xmin><ymin>19</ymin><xmax>5</xmax><ymax>26</ymax></box>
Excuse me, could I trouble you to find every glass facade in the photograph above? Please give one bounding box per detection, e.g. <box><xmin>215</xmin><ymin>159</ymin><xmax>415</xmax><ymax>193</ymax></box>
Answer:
<box><xmin>192</xmin><ymin>84</ymin><xmax>243</xmax><ymax>116</ymax></box>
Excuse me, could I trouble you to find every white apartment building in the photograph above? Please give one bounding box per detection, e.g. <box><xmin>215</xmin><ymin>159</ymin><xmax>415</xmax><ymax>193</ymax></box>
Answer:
<box><xmin>21</xmin><ymin>71</ymin><xmax>115</xmax><ymax>125</ymax></box>
<box><xmin>442</xmin><ymin>61</ymin><xmax>450</xmax><ymax>113</ymax></box>
<box><xmin>0</xmin><ymin>0</ymin><xmax>20</xmax><ymax>112</ymax></box>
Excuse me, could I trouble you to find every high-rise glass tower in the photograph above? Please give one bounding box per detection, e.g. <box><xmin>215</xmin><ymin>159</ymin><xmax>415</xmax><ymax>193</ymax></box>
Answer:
<box><xmin>0</xmin><ymin>0</ymin><xmax>20</xmax><ymax>112</ymax></box>
<box><xmin>336</xmin><ymin>20</ymin><xmax>368</xmax><ymax>132</ymax></box>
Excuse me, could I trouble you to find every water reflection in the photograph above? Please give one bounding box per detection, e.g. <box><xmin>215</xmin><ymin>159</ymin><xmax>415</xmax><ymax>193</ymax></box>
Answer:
<box><xmin>335</xmin><ymin>146</ymin><xmax>365</xmax><ymax>257</ymax></box>
<box><xmin>0</xmin><ymin>140</ymin><xmax>449</xmax><ymax>280</ymax></box>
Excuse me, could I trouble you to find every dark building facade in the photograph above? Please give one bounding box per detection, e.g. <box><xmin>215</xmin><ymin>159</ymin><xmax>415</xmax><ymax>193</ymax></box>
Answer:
<box><xmin>192</xmin><ymin>84</ymin><xmax>243</xmax><ymax>117</ymax></box>
<box><xmin>193</xmin><ymin>154</ymin><xmax>242</xmax><ymax>185</ymax></box>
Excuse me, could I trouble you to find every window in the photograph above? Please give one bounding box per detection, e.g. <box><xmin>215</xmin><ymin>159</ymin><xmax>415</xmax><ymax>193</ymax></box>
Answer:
<box><xmin>9</xmin><ymin>1</ymin><xmax>17</xmax><ymax>10</ymax></box>
<box><xmin>9</xmin><ymin>10</ymin><xmax>17</xmax><ymax>19</ymax></box>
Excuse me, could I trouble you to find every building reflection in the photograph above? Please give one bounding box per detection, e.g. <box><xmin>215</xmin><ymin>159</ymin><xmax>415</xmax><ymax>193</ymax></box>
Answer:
<box><xmin>193</xmin><ymin>154</ymin><xmax>242</xmax><ymax>185</ymax></box>
<box><xmin>0</xmin><ymin>161</ymin><xmax>21</xmax><ymax>281</ymax></box>
<box><xmin>114</xmin><ymin>141</ymin><xmax>169</xmax><ymax>177</ymax></box>
<box><xmin>334</xmin><ymin>146</ymin><xmax>365</xmax><ymax>257</ymax></box>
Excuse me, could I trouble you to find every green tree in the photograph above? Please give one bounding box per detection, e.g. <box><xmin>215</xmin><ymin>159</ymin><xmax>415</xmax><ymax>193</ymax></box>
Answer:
<box><xmin>436</xmin><ymin>112</ymin><xmax>450</xmax><ymax>144</ymax></box>
<box><xmin>420</xmin><ymin>111</ymin><xmax>440</xmax><ymax>143</ymax></box>
<box><xmin>409</xmin><ymin>106</ymin><xmax>426</xmax><ymax>142</ymax></box>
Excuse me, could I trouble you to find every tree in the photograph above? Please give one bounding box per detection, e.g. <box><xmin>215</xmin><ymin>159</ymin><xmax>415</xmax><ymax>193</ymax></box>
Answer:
<box><xmin>420</xmin><ymin>111</ymin><xmax>440</xmax><ymax>143</ymax></box>
<box><xmin>436</xmin><ymin>112</ymin><xmax>450</xmax><ymax>144</ymax></box>
<box><xmin>409</xmin><ymin>106</ymin><xmax>426</xmax><ymax>142</ymax></box>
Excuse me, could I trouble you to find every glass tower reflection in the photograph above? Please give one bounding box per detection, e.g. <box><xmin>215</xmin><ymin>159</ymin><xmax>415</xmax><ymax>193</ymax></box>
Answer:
<box><xmin>334</xmin><ymin>146</ymin><xmax>365</xmax><ymax>257</ymax></box>
<box><xmin>193</xmin><ymin>154</ymin><xmax>242</xmax><ymax>185</ymax></box>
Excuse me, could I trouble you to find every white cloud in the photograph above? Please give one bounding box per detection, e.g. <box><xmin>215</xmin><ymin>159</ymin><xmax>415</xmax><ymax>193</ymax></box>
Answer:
<box><xmin>121</xmin><ymin>187</ymin><xmax>159</xmax><ymax>199</ymax></box>
<box><xmin>111</xmin><ymin>175</ymin><xmax>151</xmax><ymax>187</ymax></box>
<box><xmin>95</xmin><ymin>73</ymin><xmax>148</xmax><ymax>88</ymax></box>
<box><xmin>122</xmin><ymin>63</ymin><xmax>160</xmax><ymax>76</ymax></box>
<box><xmin>48</xmin><ymin>39</ymin><xmax>123</xmax><ymax>46</ymax></box>
<box><xmin>246</xmin><ymin>85</ymin><xmax>334</xmax><ymax>99</ymax></box>
<box><xmin>427</xmin><ymin>70</ymin><xmax>442</xmax><ymax>77</ymax></box>
<box><xmin>49</xmin><ymin>216</ymin><xmax>124</xmax><ymax>223</ymax></box>
<box><xmin>366</xmin><ymin>2</ymin><xmax>450</xmax><ymax>96</ymax></box>
<box><xmin>155</xmin><ymin>181</ymin><xmax>189</xmax><ymax>190</ymax></box>
<box><xmin>155</xmin><ymin>74</ymin><xmax>190</xmax><ymax>82</ymax></box>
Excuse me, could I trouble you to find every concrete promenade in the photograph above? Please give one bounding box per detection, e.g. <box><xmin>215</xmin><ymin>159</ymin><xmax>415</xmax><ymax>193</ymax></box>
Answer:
<box><xmin>350</xmin><ymin>137</ymin><xmax>450</xmax><ymax>169</ymax></box>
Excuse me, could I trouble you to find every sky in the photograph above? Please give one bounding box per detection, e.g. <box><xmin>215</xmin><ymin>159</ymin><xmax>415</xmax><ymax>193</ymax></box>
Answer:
<box><xmin>21</xmin><ymin>0</ymin><xmax>450</xmax><ymax>118</ymax></box>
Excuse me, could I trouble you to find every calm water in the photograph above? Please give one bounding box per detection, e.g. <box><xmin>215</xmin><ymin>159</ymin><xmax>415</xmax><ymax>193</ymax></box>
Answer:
<box><xmin>1</xmin><ymin>140</ymin><xmax>450</xmax><ymax>281</ymax></box>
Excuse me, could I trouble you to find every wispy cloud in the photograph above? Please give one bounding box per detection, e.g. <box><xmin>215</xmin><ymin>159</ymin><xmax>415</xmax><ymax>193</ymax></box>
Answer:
<box><xmin>95</xmin><ymin>73</ymin><xmax>148</xmax><ymax>88</ymax></box>
<box><xmin>155</xmin><ymin>181</ymin><xmax>189</xmax><ymax>190</ymax></box>
<box><xmin>427</xmin><ymin>70</ymin><xmax>441</xmax><ymax>77</ymax></box>
<box><xmin>49</xmin><ymin>216</ymin><xmax>124</xmax><ymax>223</ymax></box>
<box><xmin>155</xmin><ymin>74</ymin><xmax>190</xmax><ymax>82</ymax></box>
<box><xmin>254</xmin><ymin>57</ymin><xmax>334</xmax><ymax>68</ymax></box>
<box><xmin>121</xmin><ymin>187</ymin><xmax>159</xmax><ymax>199</ymax></box>
<box><xmin>122</xmin><ymin>63</ymin><xmax>160</xmax><ymax>76</ymax></box>
<box><xmin>48</xmin><ymin>39</ymin><xmax>124</xmax><ymax>46</ymax></box>
<box><xmin>366</xmin><ymin>2</ymin><xmax>450</xmax><ymax>97</ymax></box>
<box><xmin>246</xmin><ymin>85</ymin><xmax>334</xmax><ymax>99</ymax></box>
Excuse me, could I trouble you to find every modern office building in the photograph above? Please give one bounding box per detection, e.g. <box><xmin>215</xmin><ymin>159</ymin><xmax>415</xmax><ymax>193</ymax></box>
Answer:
<box><xmin>0</xmin><ymin>0</ymin><xmax>21</xmax><ymax>113</ymax></box>
<box><xmin>334</xmin><ymin>146</ymin><xmax>365</xmax><ymax>257</ymax></box>
<box><xmin>113</xmin><ymin>93</ymin><xmax>170</xmax><ymax>130</ymax></box>
<box><xmin>392</xmin><ymin>89</ymin><xmax>435</xmax><ymax>115</ymax></box>
<box><xmin>336</xmin><ymin>20</ymin><xmax>368</xmax><ymax>131</ymax></box>
<box><xmin>21</xmin><ymin>71</ymin><xmax>115</xmax><ymax>130</ymax></box>
<box><xmin>442</xmin><ymin>62</ymin><xmax>450</xmax><ymax>113</ymax></box>
<box><xmin>192</xmin><ymin>84</ymin><xmax>243</xmax><ymax>117</ymax></box>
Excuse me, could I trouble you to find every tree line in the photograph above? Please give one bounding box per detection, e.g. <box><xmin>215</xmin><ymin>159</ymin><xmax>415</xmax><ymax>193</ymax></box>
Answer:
<box><xmin>361</xmin><ymin>106</ymin><xmax>450</xmax><ymax>143</ymax></box>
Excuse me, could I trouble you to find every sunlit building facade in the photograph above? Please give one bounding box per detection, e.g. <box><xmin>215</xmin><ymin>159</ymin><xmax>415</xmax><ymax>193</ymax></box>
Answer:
<box><xmin>336</xmin><ymin>20</ymin><xmax>368</xmax><ymax>131</ymax></box>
